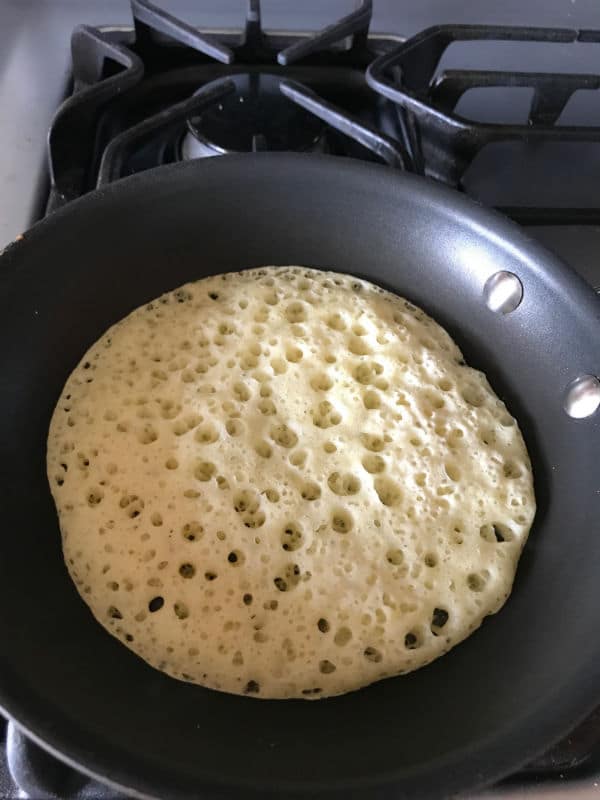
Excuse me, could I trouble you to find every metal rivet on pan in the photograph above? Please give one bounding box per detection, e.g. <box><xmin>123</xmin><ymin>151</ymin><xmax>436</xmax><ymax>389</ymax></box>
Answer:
<box><xmin>483</xmin><ymin>271</ymin><xmax>523</xmax><ymax>314</ymax></box>
<box><xmin>564</xmin><ymin>375</ymin><xmax>600</xmax><ymax>419</ymax></box>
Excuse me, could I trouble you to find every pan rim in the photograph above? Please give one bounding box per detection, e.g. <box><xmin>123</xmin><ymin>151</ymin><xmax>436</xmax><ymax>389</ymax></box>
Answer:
<box><xmin>2</xmin><ymin>678</ymin><xmax>599</xmax><ymax>799</ymax></box>
<box><xmin>3</xmin><ymin>153</ymin><xmax>599</xmax><ymax>342</ymax></box>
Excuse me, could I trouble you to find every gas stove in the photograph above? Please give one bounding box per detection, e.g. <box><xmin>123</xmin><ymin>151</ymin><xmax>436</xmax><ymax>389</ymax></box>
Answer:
<box><xmin>1</xmin><ymin>1</ymin><xmax>600</xmax><ymax>798</ymax></box>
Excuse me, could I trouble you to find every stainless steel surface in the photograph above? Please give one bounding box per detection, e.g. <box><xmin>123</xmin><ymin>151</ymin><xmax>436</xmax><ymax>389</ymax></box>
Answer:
<box><xmin>564</xmin><ymin>374</ymin><xmax>600</xmax><ymax>419</ymax></box>
<box><xmin>483</xmin><ymin>271</ymin><xmax>523</xmax><ymax>314</ymax></box>
<box><xmin>180</xmin><ymin>130</ymin><xmax>228</xmax><ymax>158</ymax></box>
<box><xmin>180</xmin><ymin>127</ymin><xmax>327</xmax><ymax>158</ymax></box>
<box><xmin>528</xmin><ymin>226</ymin><xmax>600</xmax><ymax>291</ymax></box>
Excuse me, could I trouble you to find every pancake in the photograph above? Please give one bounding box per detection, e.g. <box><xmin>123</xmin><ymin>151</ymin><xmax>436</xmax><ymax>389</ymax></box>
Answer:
<box><xmin>47</xmin><ymin>267</ymin><xmax>535</xmax><ymax>699</ymax></box>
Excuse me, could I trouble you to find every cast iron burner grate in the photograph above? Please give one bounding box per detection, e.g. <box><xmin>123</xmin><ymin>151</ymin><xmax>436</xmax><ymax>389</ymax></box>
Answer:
<box><xmin>46</xmin><ymin>1</ymin><xmax>600</xmax><ymax>224</ymax></box>
<box><xmin>366</xmin><ymin>24</ymin><xmax>600</xmax><ymax>223</ymax></box>
<box><xmin>47</xmin><ymin>0</ymin><xmax>408</xmax><ymax>212</ymax></box>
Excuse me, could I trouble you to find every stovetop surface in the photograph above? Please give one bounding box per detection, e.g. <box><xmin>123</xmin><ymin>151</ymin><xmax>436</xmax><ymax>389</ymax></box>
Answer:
<box><xmin>2</xmin><ymin>2</ymin><xmax>600</xmax><ymax>799</ymax></box>
<box><xmin>2</xmin><ymin>0</ymin><xmax>600</xmax><ymax>249</ymax></box>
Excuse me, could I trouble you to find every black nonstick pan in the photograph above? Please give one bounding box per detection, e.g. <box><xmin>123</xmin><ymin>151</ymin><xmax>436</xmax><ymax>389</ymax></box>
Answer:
<box><xmin>1</xmin><ymin>153</ymin><xmax>600</xmax><ymax>799</ymax></box>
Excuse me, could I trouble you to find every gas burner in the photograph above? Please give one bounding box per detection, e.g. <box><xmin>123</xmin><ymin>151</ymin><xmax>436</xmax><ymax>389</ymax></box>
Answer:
<box><xmin>181</xmin><ymin>73</ymin><xmax>326</xmax><ymax>159</ymax></box>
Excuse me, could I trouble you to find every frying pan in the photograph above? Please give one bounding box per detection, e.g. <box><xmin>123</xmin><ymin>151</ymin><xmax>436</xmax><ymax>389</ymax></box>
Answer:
<box><xmin>1</xmin><ymin>153</ymin><xmax>600</xmax><ymax>800</ymax></box>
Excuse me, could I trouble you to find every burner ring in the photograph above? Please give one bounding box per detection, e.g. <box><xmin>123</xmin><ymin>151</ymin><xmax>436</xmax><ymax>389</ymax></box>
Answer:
<box><xmin>181</xmin><ymin>73</ymin><xmax>326</xmax><ymax>158</ymax></box>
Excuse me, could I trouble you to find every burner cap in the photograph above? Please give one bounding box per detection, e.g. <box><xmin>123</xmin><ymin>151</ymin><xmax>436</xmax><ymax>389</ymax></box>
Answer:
<box><xmin>182</xmin><ymin>73</ymin><xmax>325</xmax><ymax>158</ymax></box>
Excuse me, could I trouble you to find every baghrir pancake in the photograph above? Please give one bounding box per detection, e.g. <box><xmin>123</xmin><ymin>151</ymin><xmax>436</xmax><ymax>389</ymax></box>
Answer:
<box><xmin>47</xmin><ymin>267</ymin><xmax>535</xmax><ymax>699</ymax></box>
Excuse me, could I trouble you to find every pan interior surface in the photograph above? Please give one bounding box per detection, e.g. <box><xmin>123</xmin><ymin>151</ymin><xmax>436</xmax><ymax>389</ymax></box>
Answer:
<box><xmin>1</xmin><ymin>154</ymin><xmax>599</xmax><ymax>799</ymax></box>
